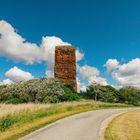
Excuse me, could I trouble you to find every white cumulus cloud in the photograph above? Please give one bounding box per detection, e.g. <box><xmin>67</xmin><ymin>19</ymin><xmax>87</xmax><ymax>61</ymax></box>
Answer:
<box><xmin>89</xmin><ymin>76</ymin><xmax>108</xmax><ymax>86</ymax></box>
<box><xmin>0</xmin><ymin>20</ymin><xmax>42</xmax><ymax>64</ymax></box>
<box><xmin>77</xmin><ymin>65</ymin><xmax>108</xmax><ymax>91</ymax></box>
<box><xmin>5</xmin><ymin>66</ymin><xmax>34</xmax><ymax>82</ymax></box>
<box><xmin>76</xmin><ymin>77</ymin><xmax>87</xmax><ymax>92</ymax></box>
<box><xmin>79</xmin><ymin>65</ymin><xmax>100</xmax><ymax>80</ymax></box>
<box><xmin>76</xmin><ymin>49</ymin><xmax>84</xmax><ymax>62</ymax></box>
<box><xmin>105</xmin><ymin>58</ymin><xmax>140</xmax><ymax>88</ymax></box>
<box><xmin>104</xmin><ymin>59</ymin><xmax>119</xmax><ymax>73</ymax></box>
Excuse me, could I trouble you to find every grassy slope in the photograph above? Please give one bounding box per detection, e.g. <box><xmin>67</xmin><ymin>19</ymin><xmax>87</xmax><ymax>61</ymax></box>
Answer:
<box><xmin>105</xmin><ymin>110</ymin><xmax>140</xmax><ymax>140</ymax></box>
<box><xmin>0</xmin><ymin>100</ymin><xmax>136</xmax><ymax>140</ymax></box>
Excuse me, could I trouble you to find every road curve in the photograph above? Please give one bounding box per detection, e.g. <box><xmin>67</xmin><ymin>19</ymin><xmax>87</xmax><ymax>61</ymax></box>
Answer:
<box><xmin>22</xmin><ymin>108</ymin><xmax>139</xmax><ymax>140</ymax></box>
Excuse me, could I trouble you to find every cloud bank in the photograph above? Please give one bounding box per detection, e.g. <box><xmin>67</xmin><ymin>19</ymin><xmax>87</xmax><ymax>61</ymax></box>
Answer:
<box><xmin>105</xmin><ymin>58</ymin><xmax>140</xmax><ymax>88</ymax></box>
<box><xmin>0</xmin><ymin>20</ymin><xmax>108</xmax><ymax>91</ymax></box>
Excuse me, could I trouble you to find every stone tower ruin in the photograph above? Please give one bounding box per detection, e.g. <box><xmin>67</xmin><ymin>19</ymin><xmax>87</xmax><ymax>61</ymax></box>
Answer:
<box><xmin>54</xmin><ymin>45</ymin><xmax>77</xmax><ymax>91</ymax></box>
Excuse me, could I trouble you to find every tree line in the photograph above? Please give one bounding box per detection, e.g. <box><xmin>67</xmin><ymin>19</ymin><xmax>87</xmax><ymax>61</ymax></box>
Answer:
<box><xmin>81</xmin><ymin>83</ymin><xmax>140</xmax><ymax>105</ymax></box>
<box><xmin>0</xmin><ymin>78</ymin><xmax>140</xmax><ymax>105</ymax></box>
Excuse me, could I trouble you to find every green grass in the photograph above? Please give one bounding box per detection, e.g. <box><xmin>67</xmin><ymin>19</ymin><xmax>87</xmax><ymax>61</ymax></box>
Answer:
<box><xmin>0</xmin><ymin>100</ymin><xmax>137</xmax><ymax>140</ymax></box>
<box><xmin>105</xmin><ymin>110</ymin><xmax>140</xmax><ymax>140</ymax></box>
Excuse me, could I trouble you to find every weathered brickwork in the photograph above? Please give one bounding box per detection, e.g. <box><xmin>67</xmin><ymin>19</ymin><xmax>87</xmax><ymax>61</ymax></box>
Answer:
<box><xmin>54</xmin><ymin>45</ymin><xmax>77</xmax><ymax>91</ymax></box>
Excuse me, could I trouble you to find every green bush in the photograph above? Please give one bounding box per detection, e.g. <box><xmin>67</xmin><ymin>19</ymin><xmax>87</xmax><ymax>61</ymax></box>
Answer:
<box><xmin>62</xmin><ymin>85</ymin><xmax>80</xmax><ymax>101</ymax></box>
<box><xmin>0</xmin><ymin>92</ymin><xmax>14</xmax><ymax>101</ymax></box>
<box><xmin>0</xmin><ymin>78</ymin><xmax>80</xmax><ymax>104</ymax></box>
<box><xmin>5</xmin><ymin>98</ymin><xmax>27</xmax><ymax>104</ymax></box>
<box><xmin>82</xmin><ymin>84</ymin><xmax>119</xmax><ymax>103</ymax></box>
<box><xmin>98</xmin><ymin>85</ymin><xmax>119</xmax><ymax>102</ymax></box>
<box><xmin>82</xmin><ymin>83</ymin><xmax>140</xmax><ymax>105</ymax></box>
<box><xmin>118</xmin><ymin>87</ymin><xmax>140</xmax><ymax>105</ymax></box>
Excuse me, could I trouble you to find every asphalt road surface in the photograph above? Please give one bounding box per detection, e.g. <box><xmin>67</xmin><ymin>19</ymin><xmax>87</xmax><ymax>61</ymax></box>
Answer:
<box><xmin>22</xmin><ymin>108</ymin><xmax>139</xmax><ymax>140</ymax></box>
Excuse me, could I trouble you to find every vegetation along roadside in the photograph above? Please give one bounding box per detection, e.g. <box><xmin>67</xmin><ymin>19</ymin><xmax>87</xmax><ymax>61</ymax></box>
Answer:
<box><xmin>0</xmin><ymin>101</ymin><xmax>136</xmax><ymax>140</ymax></box>
<box><xmin>105</xmin><ymin>110</ymin><xmax>140</xmax><ymax>140</ymax></box>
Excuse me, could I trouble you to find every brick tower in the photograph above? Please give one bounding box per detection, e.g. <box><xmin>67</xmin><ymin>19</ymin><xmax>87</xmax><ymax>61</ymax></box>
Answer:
<box><xmin>54</xmin><ymin>45</ymin><xmax>77</xmax><ymax>91</ymax></box>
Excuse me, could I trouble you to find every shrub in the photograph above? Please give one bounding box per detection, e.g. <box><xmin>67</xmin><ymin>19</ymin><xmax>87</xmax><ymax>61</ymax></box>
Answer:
<box><xmin>0</xmin><ymin>78</ymin><xmax>79</xmax><ymax>104</ymax></box>
<box><xmin>118</xmin><ymin>87</ymin><xmax>140</xmax><ymax>105</ymax></box>
<box><xmin>5</xmin><ymin>98</ymin><xmax>27</xmax><ymax>104</ymax></box>
<box><xmin>83</xmin><ymin>83</ymin><xmax>119</xmax><ymax>103</ymax></box>
<box><xmin>83</xmin><ymin>83</ymin><xmax>140</xmax><ymax>105</ymax></box>
<box><xmin>0</xmin><ymin>92</ymin><xmax>14</xmax><ymax>102</ymax></box>
<box><xmin>62</xmin><ymin>85</ymin><xmax>80</xmax><ymax>101</ymax></box>
<box><xmin>98</xmin><ymin>85</ymin><xmax>119</xmax><ymax>102</ymax></box>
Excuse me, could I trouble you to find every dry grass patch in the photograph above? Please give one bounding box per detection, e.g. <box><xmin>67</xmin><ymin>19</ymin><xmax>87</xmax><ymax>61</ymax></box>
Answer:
<box><xmin>105</xmin><ymin>110</ymin><xmax>140</xmax><ymax>140</ymax></box>
<box><xmin>0</xmin><ymin>103</ymin><xmax>51</xmax><ymax>117</ymax></box>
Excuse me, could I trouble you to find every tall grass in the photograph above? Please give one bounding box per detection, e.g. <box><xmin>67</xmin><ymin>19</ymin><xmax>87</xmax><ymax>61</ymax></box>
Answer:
<box><xmin>0</xmin><ymin>103</ymin><xmax>51</xmax><ymax>117</ymax></box>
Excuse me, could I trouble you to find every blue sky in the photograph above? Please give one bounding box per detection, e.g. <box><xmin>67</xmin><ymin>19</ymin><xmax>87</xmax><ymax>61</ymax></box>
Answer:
<box><xmin>1</xmin><ymin>0</ymin><xmax>140</xmax><ymax>90</ymax></box>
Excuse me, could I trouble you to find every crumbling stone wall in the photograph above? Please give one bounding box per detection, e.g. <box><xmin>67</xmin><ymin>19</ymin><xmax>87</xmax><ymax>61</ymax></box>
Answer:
<box><xmin>54</xmin><ymin>45</ymin><xmax>77</xmax><ymax>91</ymax></box>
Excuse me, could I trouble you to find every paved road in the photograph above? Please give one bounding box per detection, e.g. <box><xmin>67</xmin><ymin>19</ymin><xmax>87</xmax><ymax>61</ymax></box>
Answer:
<box><xmin>22</xmin><ymin>108</ymin><xmax>139</xmax><ymax>140</ymax></box>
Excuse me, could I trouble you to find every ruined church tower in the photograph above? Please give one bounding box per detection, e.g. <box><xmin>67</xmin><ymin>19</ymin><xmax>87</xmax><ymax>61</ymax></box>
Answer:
<box><xmin>54</xmin><ymin>45</ymin><xmax>77</xmax><ymax>91</ymax></box>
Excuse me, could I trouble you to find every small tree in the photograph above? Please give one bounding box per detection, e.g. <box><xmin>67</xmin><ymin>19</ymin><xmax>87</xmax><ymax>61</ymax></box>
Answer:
<box><xmin>83</xmin><ymin>83</ymin><xmax>104</xmax><ymax>100</ymax></box>
<box><xmin>118</xmin><ymin>86</ymin><xmax>140</xmax><ymax>105</ymax></box>
<box><xmin>83</xmin><ymin>83</ymin><xmax>119</xmax><ymax>103</ymax></box>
